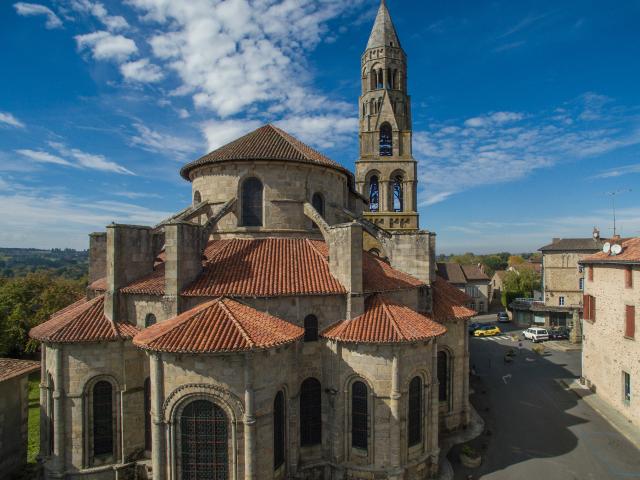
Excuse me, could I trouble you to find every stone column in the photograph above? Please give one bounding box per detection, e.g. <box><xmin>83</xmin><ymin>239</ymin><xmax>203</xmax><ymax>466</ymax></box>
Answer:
<box><xmin>39</xmin><ymin>346</ymin><xmax>48</xmax><ymax>459</ymax></box>
<box><xmin>150</xmin><ymin>353</ymin><xmax>166</xmax><ymax>480</ymax></box>
<box><xmin>390</xmin><ymin>350</ymin><xmax>401</xmax><ymax>468</ymax></box>
<box><xmin>429</xmin><ymin>343</ymin><xmax>440</xmax><ymax>462</ymax></box>
<box><xmin>404</xmin><ymin>181</ymin><xmax>415</xmax><ymax>213</ymax></box>
<box><xmin>383</xmin><ymin>68</ymin><xmax>389</xmax><ymax>89</ymax></box>
<box><xmin>244</xmin><ymin>354</ymin><xmax>256</xmax><ymax>480</ymax></box>
<box><xmin>380</xmin><ymin>181</ymin><xmax>390</xmax><ymax>212</ymax></box>
<box><xmin>53</xmin><ymin>345</ymin><xmax>65</xmax><ymax>476</ymax></box>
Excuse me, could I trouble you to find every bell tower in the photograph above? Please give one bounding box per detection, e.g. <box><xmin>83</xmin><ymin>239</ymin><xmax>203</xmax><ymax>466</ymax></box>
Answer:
<box><xmin>355</xmin><ymin>0</ymin><xmax>419</xmax><ymax>231</ymax></box>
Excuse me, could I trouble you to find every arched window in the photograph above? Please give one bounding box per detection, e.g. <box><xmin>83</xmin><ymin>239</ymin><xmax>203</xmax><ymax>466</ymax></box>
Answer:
<box><xmin>408</xmin><ymin>377</ymin><xmax>422</xmax><ymax>447</ymax></box>
<box><xmin>145</xmin><ymin>313</ymin><xmax>156</xmax><ymax>328</ymax></box>
<box><xmin>193</xmin><ymin>191</ymin><xmax>202</xmax><ymax>204</ymax></box>
<box><xmin>304</xmin><ymin>315</ymin><xmax>318</xmax><ymax>342</ymax></box>
<box><xmin>311</xmin><ymin>193</ymin><xmax>324</xmax><ymax>218</ymax></box>
<box><xmin>241</xmin><ymin>177</ymin><xmax>263</xmax><ymax>227</ymax></box>
<box><xmin>369</xmin><ymin>175</ymin><xmax>379</xmax><ymax>212</ymax></box>
<box><xmin>437</xmin><ymin>351</ymin><xmax>449</xmax><ymax>403</ymax></box>
<box><xmin>393</xmin><ymin>175</ymin><xmax>403</xmax><ymax>212</ymax></box>
<box><xmin>93</xmin><ymin>381</ymin><xmax>114</xmax><ymax>457</ymax></box>
<box><xmin>376</xmin><ymin>69</ymin><xmax>384</xmax><ymax>89</ymax></box>
<box><xmin>300</xmin><ymin>378</ymin><xmax>321</xmax><ymax>446</ymax></box>
<box><xmin>380</xmin><ymin>123</ymin><xmax>392</xmax><ymax>156</ymax></box>
<box><xmin>273</xmin><ymin>391</ymin><xmax>285</xmax><ymax>470</ymax></box>
<box><xmin>180</xmin><ymin>400</ymin><xmax>228</xmax><ymax>479</ymax></box>
<box><xmin>144</xmin><ymin>378</ymin><xmax>151</xmax><ymax>452</ymax></box>
<box><xmin>351</xmin><ymin>381</ymin><xmax>368</xmax><ymax>449</ymax></box>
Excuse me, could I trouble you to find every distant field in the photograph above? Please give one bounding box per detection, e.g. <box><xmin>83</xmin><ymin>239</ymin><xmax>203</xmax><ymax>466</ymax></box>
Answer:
<box><xmin>0</xmin><ymin>247</ymin><xmax>88</xmax><ymax>279</ymax></box>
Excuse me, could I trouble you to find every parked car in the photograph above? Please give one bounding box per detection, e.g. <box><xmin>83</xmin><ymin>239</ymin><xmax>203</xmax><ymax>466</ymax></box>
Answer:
<box><xmin>549</xmin><ymin>327</ymin><xmax>570</xmax><ymax>340</ymax></box>
<box><xmin>468</xmin><ymin>322</ymin><xmax>483</xmax><ymax>335</ymax></box>
<box><xmin>473</xmin><ymin>325</ymin><xmax>502</xmax><ymax>337</ymax></box>
<box><xmin>523</xmin><ymin>327</ymin><xmax>549</xmax><ymax>342</ymax></box>
<box><xmin>496</xmin><ymin>312</ymin><xmax>510</xmax><ymax>323</ymax></box>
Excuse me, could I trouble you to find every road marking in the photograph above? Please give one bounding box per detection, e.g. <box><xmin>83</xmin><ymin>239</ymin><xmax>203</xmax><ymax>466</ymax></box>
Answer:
<box><xmin>502</xmin><ymin>374</ymin><xmax>512</xmax><ymax>384</ymax></box>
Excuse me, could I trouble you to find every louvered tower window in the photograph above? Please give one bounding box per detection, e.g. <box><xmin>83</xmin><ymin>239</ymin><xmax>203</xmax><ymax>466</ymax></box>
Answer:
<box><xmin>369</xmin><ymin>176</ymin><xmax>379</xmax><ymax>212</ymax></box>
<box><xmin>393</xmin><ymin>175</ymin><xmax>403</xmax><ymax>212</ymax></box>
<box><xmin>180</xmin><ymin>400</ymin><xmax>228</xmax><ymax>480</ymax></box>
<box><xmin>351</xmin><ymin>381</ymin><xmax>368</xmax><ymax>449</ymax></box>
<box><xmin>380</xmin><ymin>123</ymin><xmax>392</xmax><ymax>156</ymax></box>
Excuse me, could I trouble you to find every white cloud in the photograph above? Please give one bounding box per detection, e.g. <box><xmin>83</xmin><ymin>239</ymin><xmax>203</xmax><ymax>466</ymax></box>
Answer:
<box><xmin>129</xmin><ymin>123</ymin><xmax>198</xmax><ymax>158</ymax></box>
<box><xmin>200</xmin><ymin>119</ymin><xmax>262</xmax><ymax>151</ymax></box>
<box><xmin>48</xmin><ymin>142</ymin><xmax>135</xmax><ymax>175</ymax></box>
<box><xmin>415</xmin><ymin>96</ymin><xmax>640</xmax><ymax>206</ymax></box>
<box><xmin>592</xmin><ymin>163</ymin><xmax>640</xmax><ymax>179</ymax></box>
<box><xmin>0</xmin><ymin>177</ymin><xmax>10</xmax><ymax>190</ymax></box>
<box><xmin>70</xmin><ymin>0</ymin><xmax>129</xmax><ymax>31</ymax></box>
<box><xmin>275</xmin><ymin>115</ymin><xmax>358</xmax><ymax>149</ymax></box>
<box><xmin>75</xmin><ymin>31</ymin><xmax>137</xmax><ymax>61</ymax></box>
<box><xmin>16</xmin><ymin>149</ymin><xmax>73</xmax><ymax>166</ymax></box>
<box><xmin>0</xmin><ymin>191</ymin><xmax>171</xmax><ymax>248</ymax></box>
<box><xmin>120</xmin><ymin>59</ymin><xmax>164</xmax><ymax>83</ymax></box>
<box><xmin>0</xmin><ymin>112</ymin><xmax>26</xmax><ymax>128</ymax></box>
<box><xmin>13</xmin><ymin>2</ymin><xmax>63</xmax><ymax>29</ymax></box>
<box><xmin>126</xmin><ymin>0</ymin><xmax>365</xmax><ymax>117</ymax></box>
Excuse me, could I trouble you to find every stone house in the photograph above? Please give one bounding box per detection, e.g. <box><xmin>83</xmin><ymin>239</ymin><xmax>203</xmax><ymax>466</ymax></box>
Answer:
<box><xmin>489</xmin><ymin>271</ymin><xmax>507</xmax><ymax>304</ymax></box>
<box><xmin>511</xmin><ymin>232</ymin><xmax>603</xmax><ymax>331</ymax></box>
<box><xmin>436</xmin><ymin>263</ymin><xmax>489</xmax><ymax>314</ymax></box>
<box><xmin>29</xmin><ymin>3</ymin><xmax>475</xmax><ymax>479</ymax></box>
<box><xmin>0</xmin><ymin>358</ymin><xmax>39</xmax><ymax>479</ymax></box>
<box><xmin>580</xmin><ymin>237</ymin><xmax>639</xmax><ymax>426</ymax></box>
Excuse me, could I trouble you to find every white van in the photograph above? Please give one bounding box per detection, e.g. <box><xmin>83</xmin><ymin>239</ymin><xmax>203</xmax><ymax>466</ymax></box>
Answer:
<box><xmin>523</xmin><ymin>327</ymin><xmax>549</xmax><ymax>343</ymax></box>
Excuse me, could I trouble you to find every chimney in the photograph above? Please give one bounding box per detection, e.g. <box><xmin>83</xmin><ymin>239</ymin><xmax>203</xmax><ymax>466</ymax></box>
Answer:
<box><xmin>327</xmin><ymin>221</ymin><xmax>364</xmax><ymax>319</ymax></box>
<box><xmin>552</xmin><ymin>238</ymin><xmax>561</xmax><ymax>244</ymax></box>
<box><xmin>105</xmin><ymin>224</ymin><xmax>156</xmax><ymax>321</ymax></box>
<box><xmin>163</xmin><ymin>222</ymin><xmax>203</xmax><ymax>317</ymax></box>
<box><xmin>88</xmin><ymin>232</ymin><xmax>107</xmax><ymax>284</ymax></box>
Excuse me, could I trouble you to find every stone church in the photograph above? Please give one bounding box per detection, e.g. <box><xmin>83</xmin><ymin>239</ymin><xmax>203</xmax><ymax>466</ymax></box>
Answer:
<box><xmin>30</xmin><ymin>2</ymin><xmax>474</xmax><ymax>479</ymax></box>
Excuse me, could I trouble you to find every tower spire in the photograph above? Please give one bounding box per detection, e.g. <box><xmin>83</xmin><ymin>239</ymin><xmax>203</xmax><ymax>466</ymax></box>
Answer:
<box><xmin>367</xmin><ymin>0</ymin><xmax>401</xmax><ymax>49</ymax></box>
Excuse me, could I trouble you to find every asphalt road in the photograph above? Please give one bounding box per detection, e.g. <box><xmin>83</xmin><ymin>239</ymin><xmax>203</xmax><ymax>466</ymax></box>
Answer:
<box><xmin>451</xmin><ymin>317</ymin><xmax>640</xmax><ymax>480</ymax></box>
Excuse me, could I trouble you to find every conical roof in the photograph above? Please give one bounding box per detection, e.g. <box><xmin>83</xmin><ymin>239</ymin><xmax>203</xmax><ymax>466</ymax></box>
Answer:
<box><xmin>367</xmin><ymin>0</ymin><xmax>402</xmax><ymax>50</ymax></box>
<box><xmin>133</xmin><ymin>297</ymin><xmax>304</xmax><ymax>353</ymax></box>
<box><xmin>180</xmin><ymin>124</ymin><xmax>350</xmax><ymax>180</ymax></box>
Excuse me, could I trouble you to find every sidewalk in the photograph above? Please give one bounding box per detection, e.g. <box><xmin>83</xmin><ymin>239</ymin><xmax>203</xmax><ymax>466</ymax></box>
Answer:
<box><xmin>437</xmin><ymin>406</ymin><xmax>485</xmax><ymax>480</ymax></box>
<box><xmin>560</xmin><ymin>378</ymin><xmax>640</xmax><ymax>451</ymax></box>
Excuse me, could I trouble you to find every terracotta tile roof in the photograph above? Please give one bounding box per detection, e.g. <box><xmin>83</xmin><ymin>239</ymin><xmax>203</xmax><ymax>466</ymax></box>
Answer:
<box><xmin>581</xmin><ymin>237</ymin><xmax>640</xmax><ymax>264</ymax></box>
<box><xmin>0</xmin><ymin>358</ymin><xmax>39</xmax><ymax>382</ymax></box>
<box><xmin>133</xmin><ymin>297</ymin><xmax>303</xmax><ymax>353</ymax></box>
<box><xmin>120</xmin><ymin>263</ymin><xmax>165</xmax><ymax>295</ymax></box>
<box><xmin>180</xmin><ymin>124</ymin><xmax>351</xmax><ymax>180</ymax></box>
<box><xmin>539</xmin><ymin>238</ymin><xmax>604</xmax><ymax>252</ymax></box>
<box><xmin>30</xmin><ymin>295</ymin><xmax>139</xmax><ymax>344</ymax></box>
<box><xmin>322</xmin><ymin>294</ymin><xmax>446</xmax><ymax>344</ymax></box>
<box><xmin>88</xmin><ymin>277</ymin><xmax>106</xmax><ymax>292</ymax></box>
<box><xmin>430</xmin><ymin>277</ymin><xmax>476</xmax><ymax>321</ymax></box>
<box><xmin>177</xmin><ymin>238</ymin><xmax>422</xmax><ymax>298</ymax></box>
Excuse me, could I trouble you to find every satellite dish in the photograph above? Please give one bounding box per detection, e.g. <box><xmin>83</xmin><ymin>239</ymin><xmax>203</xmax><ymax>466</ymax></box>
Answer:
<box><xmin>603</xmin><ymin>242</ymin><xmax>611</xmax><ymax>254</ymax></box>
<box><xmin>611</xmin><ymin>244</ymin><xmax>622</xmax><ymax>256</ymax></box>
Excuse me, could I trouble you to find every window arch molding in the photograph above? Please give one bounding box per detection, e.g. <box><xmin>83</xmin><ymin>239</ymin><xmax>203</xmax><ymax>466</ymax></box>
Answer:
<box><xmin>343</xmin><ymin>374</ymin><xmax>375</xmax><ymax>460</ymax></box>
<box><xmin>83</xmin><ymin>375</ymin><xmax>120</xmax><ymax>467</ymax></box>
<box><xmin>166</xmin><ymin>386</ymin><xmax>241</xmax><ymax>480</ymax></box>
<box><xmin>238</xmin><ymin>175</ymin><xmax>264</xmax><ymax>227</ymax></box>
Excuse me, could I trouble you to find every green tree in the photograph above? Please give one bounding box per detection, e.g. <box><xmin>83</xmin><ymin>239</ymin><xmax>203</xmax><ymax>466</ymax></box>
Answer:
<box><xmin>0</xmin><ymin>273</ymin><xmax>84</xmax><ymax>356</ymax></box>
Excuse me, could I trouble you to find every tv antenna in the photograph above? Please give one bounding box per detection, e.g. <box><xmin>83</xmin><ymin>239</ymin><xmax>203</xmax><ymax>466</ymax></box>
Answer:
<box><xmin>606</xmin><ymin>189</ymin><xmax>631</xmax><ymax>237</ymax></box>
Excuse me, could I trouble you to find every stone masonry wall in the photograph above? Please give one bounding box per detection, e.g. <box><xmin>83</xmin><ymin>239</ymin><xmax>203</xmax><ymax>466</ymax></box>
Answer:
<box><xmin>583</xmin><ymin>264</ymin><xmax>639</xmax><ymax>425</ymax></box>
<box><xmin>0</xmin><ymin>375</ymin><xmax>30</xmax><ymax>479</ymax></box>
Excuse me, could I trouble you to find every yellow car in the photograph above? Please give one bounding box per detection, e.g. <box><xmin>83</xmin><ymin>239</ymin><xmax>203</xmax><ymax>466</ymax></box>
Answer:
<box><xmin>473</xmin><ymin>325</ymin><xmax>502</xmax><ymax>337</ymax></box>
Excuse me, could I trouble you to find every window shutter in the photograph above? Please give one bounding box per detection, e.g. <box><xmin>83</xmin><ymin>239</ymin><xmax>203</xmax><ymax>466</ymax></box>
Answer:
<box><xmin>591</xmin><ymin>296</ymin><xmax>596</xmax><ymax>322</ymax></box>
<box><xmin>625</xmin><ymin>267</ymin><xmax>633</xmax><ymax>288</ymax></box>
<box><xmin>583</xmin><ymin>294</ymin><xmax>591</xmax><ymax>320</ymax></box>
<box><xmin>626</xmin><ymin>305</ymin><xmax>635</xmax><ymax>339</ymax></box>
<box><xmin>588</xmin><ymin>266</ymin><xmax>594</xmax><ymax>282</ymax></box>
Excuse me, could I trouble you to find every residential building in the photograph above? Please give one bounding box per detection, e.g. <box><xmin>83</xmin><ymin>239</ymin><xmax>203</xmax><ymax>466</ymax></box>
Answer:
<box><xmin>490</xmin><ymin>271</ymin><xmax>507</xmax><ymax>304</ymax></box>
<box><xmin>580</xmin><ymin>237</ymin><xmax>639</xmax><ymax>426</ymax></box>
<box><xmin>28</xmin><ymin>3</ymin><xmax>475</xmax><ymax>479</ymax></box>
<box><xmin>510</xmin><ymin>231</ymin><xmax>604</xmax><ymax>335</ymax></box>
<box><xmin>0</xmin><ymin>358</ymin><xmax>39</xmax><ymax>478</ymax></box>
<box><xmin>437</xmin><ymin>263</ymin><xmax>490</xmax><ymax>313</ymax></box>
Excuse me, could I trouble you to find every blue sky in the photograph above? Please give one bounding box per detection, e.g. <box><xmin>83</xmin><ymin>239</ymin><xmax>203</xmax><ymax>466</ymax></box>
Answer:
<box><xmin>1</xmin><ymin>0</ymin><xmax>639</xmax><ymax>253</ymax></box>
